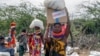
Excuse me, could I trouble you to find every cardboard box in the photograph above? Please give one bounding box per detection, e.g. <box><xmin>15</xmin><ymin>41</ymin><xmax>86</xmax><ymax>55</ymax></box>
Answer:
<box><xmin>46</xmin><ymin>8</ymin><xmax>68</xmax><ymax>24</ymax></box>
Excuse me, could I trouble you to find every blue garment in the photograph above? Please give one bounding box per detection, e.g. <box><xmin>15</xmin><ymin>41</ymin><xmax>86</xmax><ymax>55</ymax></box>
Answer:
<box><xmin>0</xmin><ymin>45</ymin><xmax>14</xmax><ymax>56</ymax></box>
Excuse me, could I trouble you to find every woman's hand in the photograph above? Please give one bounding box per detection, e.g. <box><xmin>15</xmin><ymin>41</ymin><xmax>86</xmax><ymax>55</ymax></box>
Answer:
<box><xmin>46</xmin><ymin>24</ymin><xmax>50</xmax><ymax>30</ymax></box>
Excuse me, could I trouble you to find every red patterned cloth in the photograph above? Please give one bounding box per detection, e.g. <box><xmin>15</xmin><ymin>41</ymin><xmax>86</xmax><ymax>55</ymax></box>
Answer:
<box><xmin>32</xmin><ymin>33</ymin><xmax>43</xmax><ymax>56</ymax></box>
<box><xmin>28</xmin><ymin>34</ymin><xmax>34</xmax><ymax>55</ymax></box>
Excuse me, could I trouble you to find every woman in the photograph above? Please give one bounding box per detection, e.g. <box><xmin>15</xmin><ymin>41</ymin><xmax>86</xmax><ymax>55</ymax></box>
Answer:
<box><xmin>29</xmin><ymin>19</ymin><xmax>44</xmax><ymax>56</ymax></box>
<box><xmin>44</xmin><ymin>23</ymin><xmax>70</xmax><ymax>56</ymax></box>
<box><xmin>8</xmin><ymin>22</ymin><xmax>16</xmax><ymax>48</ymax></box>
<box><xmin>32</xmin><ymin>26</ymin><xmax>43</xmax><ymax>56</ymax></box>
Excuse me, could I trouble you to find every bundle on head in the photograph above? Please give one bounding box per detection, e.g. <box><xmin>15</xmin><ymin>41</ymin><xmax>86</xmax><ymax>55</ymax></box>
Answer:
<box><xmin>44</xmin><ymin>0</ymin><xmax>65</xmax><ymax>10</ymax></box>
<box><xmin>29</xmin><ymin>19</ymin><xmax>44</xmax><ymax>30</ymax></box>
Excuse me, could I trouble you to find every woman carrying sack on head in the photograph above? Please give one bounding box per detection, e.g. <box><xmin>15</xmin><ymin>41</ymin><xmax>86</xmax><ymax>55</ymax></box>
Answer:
<box><xmin>8</xmin><ymin>21</ymin><xmax>16</xmax><ymax>49</ymax></box>
<box><xmin>29</xmin><ymin>19</ymin><xmax>44</xmax><ymax>56</ymax></box>
<box><xmin>44</xmin><ymin>23</ymin><xmax>70</xmax><ymax>56</ymax></box>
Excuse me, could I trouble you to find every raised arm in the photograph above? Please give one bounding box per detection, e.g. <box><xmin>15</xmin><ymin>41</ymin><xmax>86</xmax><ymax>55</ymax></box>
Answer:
<box><xmin>43</xmin><ymin>24</ymin><xmax>50</xmax><ymax>42</ymax></box>
<box><xmin>65</xmin><ymin>8</ymin><xmax>74</xmax><ymax>47</ymax></box>
<box><xmin>63</xmin><ymin>8</ymin><xmax>71</xmax><ymax>46</ymax></box>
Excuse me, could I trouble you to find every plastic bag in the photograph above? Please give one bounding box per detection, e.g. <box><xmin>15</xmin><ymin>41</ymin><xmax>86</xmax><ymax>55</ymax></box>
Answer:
<box><xmin>44</xmin><ymin>0</ymin><xmax>65</xmax><ymax>10</ymax></box>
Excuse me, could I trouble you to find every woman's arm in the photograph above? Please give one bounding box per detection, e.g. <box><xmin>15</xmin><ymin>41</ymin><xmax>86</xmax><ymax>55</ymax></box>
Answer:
<box><xmin>43</xmin><ymin>24</ymin><xmax>50</xmax><ymax>42</ymax></box>
<box><xmin>65</xmin><ymin>24</ymin><xmax>70</xmax><ymax>38</ymax></box>
<box><xmin>64</xmin><ymin>8</ymin><xmax>70</xmax><ymax>45</ymax></box>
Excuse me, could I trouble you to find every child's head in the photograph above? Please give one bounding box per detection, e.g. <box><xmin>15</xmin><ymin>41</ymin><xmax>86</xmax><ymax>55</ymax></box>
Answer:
<box><xmin>10</xmin><ymin>28</ymin><xmax>16</xmax><ymax>34</ymax></box>
<box><xmin>0</xmin><ymin>35</ymin><xmax>5</xmax><ymax>45</ymax></box>
<box><xmin>53</xmin><ymin>23</ymin><xmax>62</xmax><ymax>33</ymax></box>
<box><xmin>21</xmin><ymin>29</ymin><xmax>27</xmax><ymax>35</ymax></box>
<box><xmin>22</xmin><ymin>29</ymin><xmax>26</xmax><ymax>33</ymax></box>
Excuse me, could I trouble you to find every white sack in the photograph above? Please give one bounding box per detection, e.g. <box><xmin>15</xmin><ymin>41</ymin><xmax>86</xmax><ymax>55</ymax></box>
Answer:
<box><xmin>29</xmin><ymin>19</ymin><xmax>44</xmax><ymax>30</ymax></box>
<box><xmin>90</xmin><ymin>51</ymin><xmax>100</xmax><ymax>56</ymax></box>
<box><xmin>89</xmin><ymin>55</ymin><xmax>95</xmax><ymax>56</ymax></box>
<box><xmin>70</xmin><ymin>52</ymin><xmax>79</xmax><ymax>56</ymax></box>
<box><xmin>0</xmin><ymin>52</ymin><xmax>10</xmax><ymax>56</ymax></box>
<box><xmin>66</xmin><ymin>46</ymin><xmax>74</xmax><ymax>55</ymax></box>
<box><xmin>44</xmin><ymin>0</ymin><xmax>65</xmax><ymax>10</ymax></box>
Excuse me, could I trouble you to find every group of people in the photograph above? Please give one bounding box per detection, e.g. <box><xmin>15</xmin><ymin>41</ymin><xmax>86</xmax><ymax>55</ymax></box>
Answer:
<box><xmin>0</xmin><ymin>19</ymin><xmax>70</xmax><ymax>56</ymax></box>
<box><xmin>0</xmin><ymin>21</ymin><xmax>16</xmax><ymax>56</ymax></box>
<box><xmin>17</xmin><ymin>26</ymin><xmax>43</xmax><ymax>56</ymax></box>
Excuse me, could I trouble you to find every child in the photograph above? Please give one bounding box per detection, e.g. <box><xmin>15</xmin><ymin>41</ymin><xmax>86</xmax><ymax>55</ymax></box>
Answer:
<box><xmin>17</xmin><ymin>29</ymin><xmax>27</xmax><ymax>56</ymax></box>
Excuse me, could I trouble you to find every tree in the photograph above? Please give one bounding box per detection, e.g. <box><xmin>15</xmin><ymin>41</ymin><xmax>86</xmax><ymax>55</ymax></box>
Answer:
<box><xmin>0</xmin><ymin>2</ymin><xmax>46</xmax><ymax>35</ymax></box>
<box><xmin>72</xmin><ymin>1</ymin><xmax>100</xmax><ymax>49</ymax></box>
<box><xmin>78</xmin><ymin>1</ymin><xmax>100</xmax><ymax>35</ymax></box>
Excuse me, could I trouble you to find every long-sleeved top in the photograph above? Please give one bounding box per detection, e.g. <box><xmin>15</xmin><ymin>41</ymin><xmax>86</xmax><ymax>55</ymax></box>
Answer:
<box><xmin>17</xmin><ymin>34</ymin><xmax>27</xmax><ymax>50</ymax></box>
<box><xmin>0</xmin><ymin>42</ymin><xmax>15</xmax><ymax>56</ymax></box>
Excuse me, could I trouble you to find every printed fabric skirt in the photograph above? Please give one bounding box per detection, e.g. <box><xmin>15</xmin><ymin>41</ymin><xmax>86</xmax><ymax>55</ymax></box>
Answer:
<box><xmin>44</xmin><ymin>38</ymin><xmax>66</xmax><ymax>56</ymax></box>
<box><xmin>32</xmin><ymin>44</ymin><xmax>41</xmax><ymax>56</ymax></box>
<box><xmin>29</xmin><ymin>46</ymin><xmax>33</xmax><ymax>55</ymax></box>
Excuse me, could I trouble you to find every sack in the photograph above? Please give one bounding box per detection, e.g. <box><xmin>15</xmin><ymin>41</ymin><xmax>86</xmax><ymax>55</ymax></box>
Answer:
<box><xmin>29</xmin><ymin>19</ymin><xmax>44</xmax><ymax>30</ymax></box>
<box><xmin>44</xmin><ymin>0</ymin><xmax>65</xmax><ymax>10</ymax></box>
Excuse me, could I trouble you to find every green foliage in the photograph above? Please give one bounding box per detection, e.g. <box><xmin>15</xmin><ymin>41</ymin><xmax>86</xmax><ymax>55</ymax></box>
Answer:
<box><xmin>72</xmin><ymin>1</ymin><xmax>100</xmax><ymax>36</ymax></box>
<box><xmin>0</xmin><ymin>2</ymin><xmax>46</xmax><ymax>35</ymax></box>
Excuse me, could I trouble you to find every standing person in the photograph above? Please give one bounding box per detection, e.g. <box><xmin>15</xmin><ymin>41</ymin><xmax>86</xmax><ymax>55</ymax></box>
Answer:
<box><xmin>0</xmin><ymin>35</ymin><xmax>15</xmax><ymax>56</ymax></box>
<box><xmin>7</xmin><ymin>21</ymin><xmax>16</xmax><ymax>56</ymax></box>
<box><xmin>17</xmin><ymin>29</ymin><xmax>27</xmax><ymax>56</ymax></box>
<box><xmin>29</xmin><ymin>19</ymin><xmax>44</xmax><ymax>56</ymax></box>
<box><xmin>44</xmin><ymin>23</ymin><xmax>70</xmax><ymax>56</ymax></box>
<box><xmin>33</xmin><ymin>26</ymin><xmax>43</xmax><ymax>56</ymax></box>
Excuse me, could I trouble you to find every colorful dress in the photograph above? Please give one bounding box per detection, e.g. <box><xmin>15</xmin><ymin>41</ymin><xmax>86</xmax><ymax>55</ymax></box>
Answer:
<box><xmin>8</xmin><ymin>29</ymin><xmax>16</xmax><ymax>48</ymax></box>
<box><xmin>32</xmin><ymin>33</ymin><xmax>43</xmax><ymax>56</ymax></box>
<box><xmin>28</xmin><ymin>34</ymin><xmax>34</xmax><ymax>56</ymax></box>
<box><xmin>8</xmin><ymin>22</ymin><xmax>16</xmax><ymax>48</ymax></box>
<box><xmin>45</xmin><ymin>24</ymin><xmax>68</xmax><ymax>56</ymax></box>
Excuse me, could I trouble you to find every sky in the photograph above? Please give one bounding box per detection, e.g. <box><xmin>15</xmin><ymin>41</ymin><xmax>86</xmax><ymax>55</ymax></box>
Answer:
<box><xmin>0</xmin><ymin>0</ymin><xmax>98</xmax><ymax>14</ymax></box>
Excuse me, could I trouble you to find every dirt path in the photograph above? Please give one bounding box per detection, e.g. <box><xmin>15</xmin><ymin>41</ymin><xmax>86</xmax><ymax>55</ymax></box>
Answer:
<box><xmin>15</xmin><ymin>53</ymin><xmax>29</xmax><ymax>56</ymax></box>
<box><xmin>15</xmin><ymin>53</ymin><xmax>45</xmax><ymax>56</ymax></box>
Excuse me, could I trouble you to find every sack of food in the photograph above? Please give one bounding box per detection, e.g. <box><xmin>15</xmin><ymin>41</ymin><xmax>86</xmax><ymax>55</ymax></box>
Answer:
<box><xmin>44</xmin><ymin>0</ymin><xmax>65</xmax><ymax>10</ymax></box>
<box><xmin>29</xmin><ymin>19</ymin><xmax>44</xmax><ymax>30</ymax></box>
